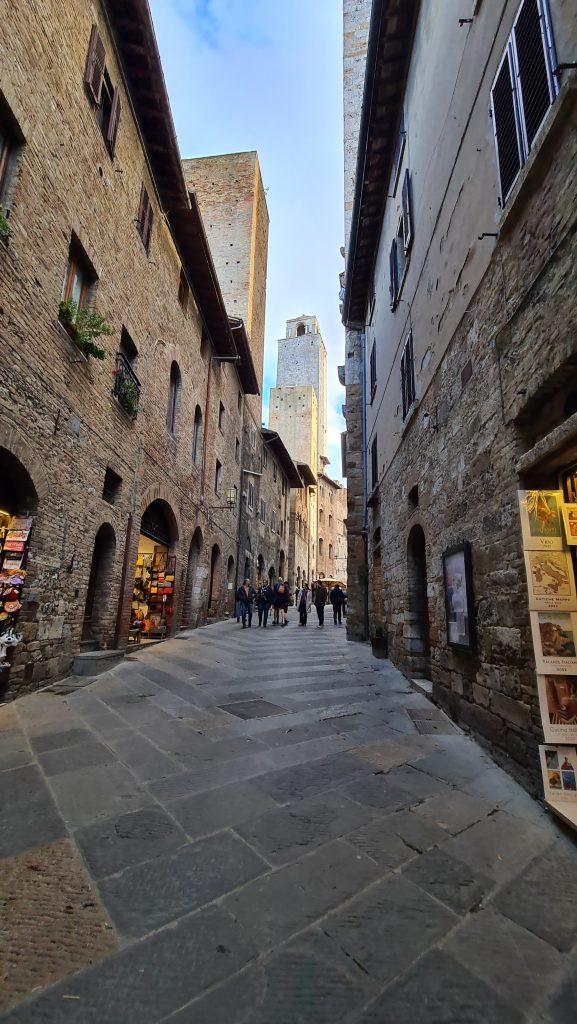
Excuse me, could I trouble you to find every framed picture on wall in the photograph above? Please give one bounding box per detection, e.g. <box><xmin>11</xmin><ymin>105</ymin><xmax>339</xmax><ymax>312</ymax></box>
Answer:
<box><xmin>523</xmin><ymin>550</ymin><xmax>577</xmax><ymax>611</ymax></box>
<box><xmin>518</xmin><ymin>490</ymin><xmax>564</xmax><ymax>551</ymax></box>
<box><xmin>443</xmin><ymin>542</ymin><xmax>475</xmax><ymax>652</ymax></box>
<box><xmin>561</xmin><ymin>504</ymin><xmax>577</xmax><ymax>546</ymax></box>
<box><xmin>538</xmin><ymin>676</ymin><xmax>577</xmax><ymax>743</ymax></box>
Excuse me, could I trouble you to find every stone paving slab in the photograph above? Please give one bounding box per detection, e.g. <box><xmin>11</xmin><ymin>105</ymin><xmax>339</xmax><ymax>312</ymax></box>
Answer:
<box><xmin>2</xmin><ymin>619</ymin><xmax>577</xmax><ymax>1022</ymax></box>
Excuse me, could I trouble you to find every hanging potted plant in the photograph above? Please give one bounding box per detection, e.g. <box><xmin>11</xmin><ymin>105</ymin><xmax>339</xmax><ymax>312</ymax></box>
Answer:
<box><xmin>370</xmin><ymin>623</ymin><xmax>388</xmax><ymax>658</ymax></box>
<box><xmin>0</xmin><ymin>205</ymin><xmax>11</xmax><ymax>243</ymax></box>
<box><xmin>58</xmin><ymin>298</ymin><xmax>113</xmax><ymax>360</ymax></box>
<box><xmin>116</xmin><ymin>374</ymin><xmax>139</xmax><ymax>417</ymax></box>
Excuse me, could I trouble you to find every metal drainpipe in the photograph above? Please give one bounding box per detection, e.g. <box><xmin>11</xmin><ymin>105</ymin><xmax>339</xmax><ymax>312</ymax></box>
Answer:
<box><xmin>361</xmin><ymin>329</ymin><xmax>369</xmax><ymax>641</ymax></box>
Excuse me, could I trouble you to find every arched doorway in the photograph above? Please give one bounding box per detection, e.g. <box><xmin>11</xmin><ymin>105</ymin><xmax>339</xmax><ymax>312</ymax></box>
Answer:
<box><xmin>208</xmin><ymin>543</ymin><xmax>221</xmax><ymax>612</ymax></box>
<box><xmin>131</xmin><ymin>499</ymin><xmax>178</xmax><ymax>643</ymax></box>
<box><xmin>83</xmin><ymin>524</ymin><xmax>116</xmax><ymax>646</ymax></box>
<box><xmin>0</xmin><ymin>447</ymin><xmax>39</xmax><ymax>689</ymax></box>
<box><xmin>278</xmin><ymin>550</ymin><xmax>286</xmax><ymax>580</ymax></box>
<box><xmin>181</xmin><ymin>527</ymin><xmax>203</xmax><ymax>628</ymax></box>
<box><xmin>226</xmin><ymin>555</ymin><xmax>235</xmax><ymax>614</ymax></box>
<box><xmin>406</xmin><ymin>524</ymin><xmax>430</xmax><ymax>675</ymax></box>
<box><xmin>257</xmin><ymin>555</ymin><xmax>265</xmax><ymax>582</ymax></box>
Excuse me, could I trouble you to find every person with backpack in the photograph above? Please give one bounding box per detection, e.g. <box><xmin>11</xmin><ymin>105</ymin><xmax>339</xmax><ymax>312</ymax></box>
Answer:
<box><xmin>274</xmin><ymin>579</ymin><xmax>289</xmax><ymax>627</ymax></box>
<box><xmin>256</xmin><ymin>578</ymin><xmax>274</xmax><ymax>627</ymax></box>
<box><xmin>314</xmin><ymin>580</ymin><xmax>328</xmax><ymax>628</ymax></box>
<box><xmin>297</xmin><ymin>582</ymin><xmax>312</xmax><ymax>626</ymax></box>
<box><xmin>329</xmin><ymin>583</ymin><xmax>345</xmax><ymax>626</ymax></box>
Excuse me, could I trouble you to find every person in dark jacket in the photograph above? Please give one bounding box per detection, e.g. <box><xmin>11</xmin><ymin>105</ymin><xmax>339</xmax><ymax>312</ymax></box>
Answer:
<box><xmin>256</xmin><ymin>578</ymin><xmax>274</xmax><ymax>627</ymax></box>
<box><xmin>329</xmin><ymin>584</ymin><xmax>345</xmax><ymax>625</ymax></box>
<box><xmin>314</xmin><ymin>581</ymin><xmax>328</xmax><ymax>628</ymax></box>
<box><xmin>274</xmin><ymin>579</ymin><xmax>290</xmax><ymax>627</ymax></box>
<box><xmin>297</xmin><ymin>583</ymin><xmax>312</xmax><ymax>626</ymax></box>
<box><xmin>236</xmin><ymin>579</ymin><xmax>255</xmax><ymax>628</ymax></box>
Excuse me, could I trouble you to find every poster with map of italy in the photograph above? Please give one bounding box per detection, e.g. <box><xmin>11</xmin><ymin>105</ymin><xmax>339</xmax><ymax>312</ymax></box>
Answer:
<box><xmin>518</xmin><ymin>490</ymin><xmax>564</xmax><ymax>551</ymax></box>
<box><xmin>524</xmin><ymin>550</ymin><xmax>577</xmax><ymax>611</ymax></box>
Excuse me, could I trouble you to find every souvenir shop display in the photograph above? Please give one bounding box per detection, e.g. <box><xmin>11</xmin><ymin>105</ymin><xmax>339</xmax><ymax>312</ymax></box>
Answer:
<box><xmin>0</xmin><ymin>514</ymin><xmax>33</xmax><ymax>673</ymax></box>
<box><xmin>130</xmin><ymin>543</ymin><xmax>175</xmax><ymax>641</ymax></box>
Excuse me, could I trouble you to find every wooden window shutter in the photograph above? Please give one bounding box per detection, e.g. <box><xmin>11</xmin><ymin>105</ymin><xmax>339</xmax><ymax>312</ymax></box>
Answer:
<box><xmin>402</xmin><ymin>170</ymin><xmax>413</xmax><ymax>254</ymax></box>
<box><xmin>490</xmin><ymin>49</ymin><xmax>522</xmax><ymax>204</ymax></box>
<box><xmin>401</xmin><ymin>348</ymin><xmax>408</xmax><ymax>419</ymax></box>
<box><xmin>85</xmin><ymin>25</ymin><xmax>106</xmax><ymax>105</ymax></box>
<box><xmin>513</xmin><ymin>0</ymin><xmax>554</xmax><ymax>150</ymax></box>
<box><xmin>106</xmin><ymin>88</ymin><xmax>121</xmax><ymax>157</ymax></box>
<box><xmin>136</xmin><ymin>184</ymin><xmax>147</xmax><ymax>233</ymax></box>
<box><xmin>389</xmin><ymin>238</ymin><xmax>398</xmax><ymax>308</ymax></box>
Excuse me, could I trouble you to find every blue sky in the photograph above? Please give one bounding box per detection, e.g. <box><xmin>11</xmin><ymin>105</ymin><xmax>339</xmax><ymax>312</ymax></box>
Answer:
<box><xmin>148</xmin><ymin>0</ymin><xmax>346</xmax><ymax>480</ymax></box>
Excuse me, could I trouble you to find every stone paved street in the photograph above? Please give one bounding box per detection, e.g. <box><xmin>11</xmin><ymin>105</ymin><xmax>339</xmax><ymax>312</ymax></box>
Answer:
<box><xmin>1</xmin><ymin>619</ymin><xmax>577</xmax><ymax>1022</ymax></box>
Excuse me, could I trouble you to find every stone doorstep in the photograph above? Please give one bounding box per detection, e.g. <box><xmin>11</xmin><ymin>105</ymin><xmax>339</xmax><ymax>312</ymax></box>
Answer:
<box><xmin>410</xmin><ymin>678</ymin><xmax>434</xmax><ymax>700</ymax></box>
<box><xmin>72</xmin><ymin>649</ymin><xmax>125</xmax><ymax>677</ymax></box>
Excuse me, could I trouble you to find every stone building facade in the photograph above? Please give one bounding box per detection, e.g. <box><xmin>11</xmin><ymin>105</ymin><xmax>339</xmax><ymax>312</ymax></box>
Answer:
<box><xmin>0</xmin><ymin>1</ymin><xmax>280</xmax><ymax>697</ymax></box>
<box><xmin>276</xmin><ymin>315</ymin><xmax>328</xmax><ymax>465</ymax></box>
<box><xmin>341</xmin><ymin>0</ymin><xmax>372</xmax><ymax>640</ymax></box>
<box><xmin>343</xmin><ymin>0</ymin><xmax>577</xmax><ymax>788</ymax></box>
<box><xmin>317</xmin><ymin>474</ymin><xmax>348</xmax><ymax>585</ymax></box>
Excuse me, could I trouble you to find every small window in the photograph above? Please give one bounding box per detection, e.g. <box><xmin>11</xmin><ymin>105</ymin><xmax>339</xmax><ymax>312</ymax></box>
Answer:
<box><xmin>218</xmin><ymin>402</ymin><xmax>225</xmax><ymax>432</ymax></box>
<box><xmin>237</xmin><ymin>390</ymin><xmax>242</xmax><ymax>412</ymax></box>
<box><xmin>370</xmin><ymin>437</ymin><xmax>378</xmax><ymax>490</ymax></box>
<box><xmin>178</xmin><ymin>269</ymin><xmax>189</xmax><ymax>312</ymax></box>
<box><xmin>136</xmin><ymin>184</ymin><xmax>153</xmax><ymax>254</ymax></box>
<box><xmin>119</xmin><ymin>327</ymin><xmax>137</xmax><ymax>367</ymax></box>
<box><xmin>401</xmin><ymin>170</ymin><xmax>413</xmax><ymax>254</ymax></box>
<box><xmin>319</xmin><ymin>508</ymin><xmax>324</xmax><ymax>523</ymax></box>
<box><xmin>296</xmin><ymin>323</ymin><xmax>305</xmax><ymax>336</ymax></box>
<box><xmin>408</xmin><ymin>484</ymin><xmax>419</xmax><ymax>511</ymax></box>
<box><xmin>401</xmin><ymin>331</ymin><xmax>416</xmax><ymax>420</ymax></box>
<box><xmin>233</xmin><ymin>485</ymin><xmax>238</xmax><ymax>506</ymax></box>
<box><xmin>281</xmin><ymin>477</ymin><xmax>286</xmax><ymax>496</ymax></box>
<box><xmin>200</xmin><ymin>328</ymin><xmax>210</xmax><ymax>360</ymax></box>
<box><xmin>319</xmin><ymin>538</ymin><xmax>324</xmax><ymax>556</ymax></box>
<box><xmin>166</xmin><ymin>360</ymin><xmax>181</xmax><ymax>435</ymax></box>
<box><xmin>260</xmin><ymin>498</ymin><xmax>266</xmax><ymax>523</ymax></box>
<box><xmin>235</xmin><ymin>437</ymin><xmax>240</xmax><ymax>464</ymax></box>
<box><xmin>273</xmin><ymin>462</ymin><xmax>277</xmax><ymax>482</ymax></box>
<box><xmin>61</xmin><ymin>240</ymin><xmax>93</xmax><ymax>311</ymax></box>
<box><xmin>102</xmin><ymin>467</ymin><xmax>122</xmax><ymax>505</ymax></box>
<box><xmin>370</xmin><ymin>341</ymin><xmax>377</xmax><ymax>400</ymax></box>
<box><xmin>271</xmin><ymin>509</ymin><xmax>277</xmax><ymax>533</ymax></box>
<box><xmin>329</xmin><ymin>544</ymin><xmax>333</xmax><ymax>559</ymax></box>
<box><xmin>262</xmin><ymin>446</ymin><xmax>268</xmax><ymax>469</ymax></box>
<box><xmin>192</xmin><ymin>405</ymin><xmax>203</xmax><ymax>464</ymax></box>
<box><xmin>329</xmin><ymin>514</ymin><xmax>333</xmax><ymax>528</ymax></box>
<box><xmin>247</xmin><ymin>481</ymin><xmax>255</xmax><ymax>509</ymax></box>
<box><xmin>84</xmin><ymin>26</ymin><xmax>120</xmax><ymax>157</ymax></box>
<box><xmin>391</xmin><ymin>110</ymin><xmax>406</xmax><ymax>193</ymax></box>
<box><xmin>490</xmin><ymin>0</ymin><xmax>557</xmax><ymax>205</ymax></box>
<box><xmin>0</xmin><ymin>104</ymin><xmax>22</xmax><ymax>205</ymax></box>
<box><xmin>250</xmin><ymin>424</ymin><xmax>257</xmax><ymax>449</ymax></box>
<box><xmin>215</xmin><ymin>459</ymin><xmax>222</xmax><ymax>495</ymax></box>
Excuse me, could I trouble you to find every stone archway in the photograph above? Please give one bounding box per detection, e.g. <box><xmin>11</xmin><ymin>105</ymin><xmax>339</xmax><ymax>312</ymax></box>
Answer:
<box><xmin>83</xmin><ymin>523</ymin><xmax>116</xmax><ymax>647</ymax></box>
<box><xmin>406</xmin><ymin>524</ymin><xmax>430</xmax><ymax>676</ymax></box>
<box><xmin>208</xmin><ymin>543</ymin><xmax>221</xmax><ymax>612</ymax></box>
<box><xmin>181</xmin><ymin>527</ymin><xmax>203</xmax><ymax>628</ymax></box>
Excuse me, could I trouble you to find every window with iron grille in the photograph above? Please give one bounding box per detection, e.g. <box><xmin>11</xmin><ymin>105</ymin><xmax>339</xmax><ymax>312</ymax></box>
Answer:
<box><xmin>370</xmin><ymin>341</ymin><xmax>377</xmax><ymax>400</ymax></box>
<box><xmin>401</xmin><ymin>331</ymin><xmax>416</xmax><ymax>421</ymax></box>
<box><xmin>370</xmin><ymin>437</ymin><xmax>378</xmax><ymax>490</ymax></box>
<box><xmin>490</xmin><ymin>0</ymin><xmax>557</xmax><ymax>206</ymax></box>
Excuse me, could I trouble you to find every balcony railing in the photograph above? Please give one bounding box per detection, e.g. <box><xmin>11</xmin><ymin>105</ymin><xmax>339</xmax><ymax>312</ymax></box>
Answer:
<box><xmin>113</xmin><ymin>352</ymin><xmax>141</xmax><ymax>419</ymax></box>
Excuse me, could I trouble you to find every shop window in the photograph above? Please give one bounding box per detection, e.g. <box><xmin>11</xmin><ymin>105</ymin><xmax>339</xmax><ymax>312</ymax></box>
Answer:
<box><xmin>166</xmin><ymin>361</ymin><xmax>181</xmax><ymax>435</ymax></box>
<box><xmin>102</xmin><ymin>467</ymin><xmax>122</xmax><ymax>505</ymax></box>
<box><xmin>490</xmin><ymin>0</ymin><xmax>558</xmax><ymax>206</ymax></box>
<box><xmin>215</xmin><ymin>459</ymin><xmax>222</xmax><ymax>495</ymax></box>
<box><xmin>192</xmin><ymin>405</ymin><xmax>203</xmax><ymax>464</ymax></box>
<box><xmin>218</xmin><ymin>402</ymin><xmax>225</xmax><ymax>433</ymax></box>
<box><xmin>84</xmin><ymin>25</ymin><xmax>121</xmax><ymax>157</ymax></box>
<box><xmin>178</xmin><ymin>268</ymin><xmax>189</xmax><ymax>312</ymax></box>
<box><xmin>247</xmin><ymin>481</ymin><xmax>254</xmax><ymax>510</ymax></box>
<box><xmin>136</xmin><ymin>183</ymin><xmax>153</xmax><ymax>254</ymax></box>
<box><xmin>401</xmin><ymin>331</ymin><xmax>416</xmax><ymax>420</ymax></box>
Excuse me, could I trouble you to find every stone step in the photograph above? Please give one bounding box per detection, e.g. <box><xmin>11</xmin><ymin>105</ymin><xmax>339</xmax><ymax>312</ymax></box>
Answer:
<box><xmin>72</xmin><ymin>648</ymin><xmax>125</xmax><ymax>677</ymax></box>
<box><xmin>410</xmin><ymin>677</ymin><xmax>434</xmax><ymax>700</ymax></box>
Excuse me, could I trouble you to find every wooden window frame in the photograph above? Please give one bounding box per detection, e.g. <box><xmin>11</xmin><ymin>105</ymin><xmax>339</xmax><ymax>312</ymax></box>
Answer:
<box><xmin>84</xmin><ymin>26</ymin><xmax>120</xmax><ymax>158</ymax></box>
<box><xmin>401</xmin><ymin>330</ymin><xmax>416</xmax><ymax>421</ymax></box>
<box><xmin>136</xmin><ymin>184</ymin><xmax>153</xmax><ymax>255</ymax></box>
<box><xmin>370</xmin><ymin>340</ymin><xmax>377</xmax><ymax>402</ymax></box>
<box><xmin>401</xmin><ymin>169</ymin><xmax>413</xmax><ymax>254</ymax></box>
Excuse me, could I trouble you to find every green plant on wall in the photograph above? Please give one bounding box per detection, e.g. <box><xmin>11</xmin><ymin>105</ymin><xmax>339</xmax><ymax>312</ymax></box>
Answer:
<box><xmin>117</xmin><ymin>375</ymin><xmax>138</xmax><ymax>417</ymax></box>
<box><xmin>59</xmin><ymin>298</ymin><xmax>113</xmax><ymax>360</ymax></box>
<box><xmin>0</xmin><ymin>206</ymin><xmax>11</xmax><ymax>241</ymax></box>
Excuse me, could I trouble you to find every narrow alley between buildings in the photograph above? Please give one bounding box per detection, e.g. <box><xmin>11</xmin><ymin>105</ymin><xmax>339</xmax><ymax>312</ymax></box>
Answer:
<box><xmin>1</xmin><ymin>621</ymin><xmax>576</xmax><ymax>1023</ymax></box>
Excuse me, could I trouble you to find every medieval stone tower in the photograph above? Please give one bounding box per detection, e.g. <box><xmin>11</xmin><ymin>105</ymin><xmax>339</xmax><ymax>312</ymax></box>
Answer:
<box><xmin>275</xmin><ymin>315</ymin><xmax>328</xmax><ymax>470</ymax></box>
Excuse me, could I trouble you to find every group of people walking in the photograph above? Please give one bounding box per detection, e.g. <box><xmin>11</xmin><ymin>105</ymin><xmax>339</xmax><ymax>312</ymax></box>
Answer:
<box><xmin>235</xmin><ymin>578</ymin><xmax>346</xmax><ymax>630</ymax></box>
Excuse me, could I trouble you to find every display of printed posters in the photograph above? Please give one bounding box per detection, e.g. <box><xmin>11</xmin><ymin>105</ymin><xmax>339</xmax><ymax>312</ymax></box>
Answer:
<box><xmin>523</xmin><ymin>550</ymin><xmax>577</xmax><ymax>611</ymax></box>
<box><xmin>518</xmin><ymin>490</ymin><xmax>564</xmax><ymax>551</ymax></box>
<box><xmin>540</xmin><ymin>744</ymin><xmax>577</xmax><ymax>804</ymax></box>
<box><xmin>530</xmin><ymin>611</ymin><xmax>577</xmax><ymax>674</ymax></box>
<box><xmin>538</xmin><ymin>676</ymin><xmax>577</xmax><ymax>743</ymax></box>
<box><xmin>561</xmin><ymin>504</ymin><xmax>577</xmax><ymax>546</ymax></box>
<box><xmin>442</xmin><ymin>542</ymin><xmax>475</xmax><ymax>651</ymax></box>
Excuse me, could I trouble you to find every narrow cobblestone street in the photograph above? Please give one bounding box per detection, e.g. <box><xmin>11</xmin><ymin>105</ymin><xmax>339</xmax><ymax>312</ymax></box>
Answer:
<box><xmin>1</xmin><ymin>621</ymin><xmax>576</xmax><ymax>1022</ymax></box>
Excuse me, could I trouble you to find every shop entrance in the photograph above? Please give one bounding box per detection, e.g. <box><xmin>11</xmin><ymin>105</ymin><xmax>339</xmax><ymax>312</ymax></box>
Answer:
<box><xmin>407</xmin><ymin>524</ymin><xmax>430</xmax><ymax>675</ymax></box>
<box><xmin>0</xmin><ymin>447</ymin><xmax>38</xmax><ymax>688</ymax></box>
<box><xmin>130</xmin><ymin>500</ymin><xmax>177</xmax><ymax>645</ymax></box>
<box><xmin>82</xmin><ymin>523</ymin><xmax>116</xmax><ymax>647</ymax></box>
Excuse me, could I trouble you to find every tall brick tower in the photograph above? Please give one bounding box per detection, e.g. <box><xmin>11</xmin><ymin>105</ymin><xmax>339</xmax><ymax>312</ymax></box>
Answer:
<box><xmin>275</xmin><ymin>315</ymin><xmax>328</xmax><ymax>469</ymax></box>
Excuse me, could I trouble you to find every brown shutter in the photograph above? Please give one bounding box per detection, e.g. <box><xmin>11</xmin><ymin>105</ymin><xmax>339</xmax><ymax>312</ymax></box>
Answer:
<box><xmin>389</xmin><ymin>238</ymin><xmax>398</xmax><ymax>308</ymax></box>
<box><xmin>106</xmin><ymin>88</ymin><xmax>121</xmax><ymax>157</ymax></box>
<box><xmin>85</xmin><ymin>25</ymin><xmax>106</xmax><ymax>105</ymax></box>
<box><xmin>143</xmin><ymin>202</ymin><xmax>153</xmax><ymax>253</ymax></box>
<box><xmin>402</xmin><ymin>170</ymin><xmax>413</xmax><ymax>254</ymax></box>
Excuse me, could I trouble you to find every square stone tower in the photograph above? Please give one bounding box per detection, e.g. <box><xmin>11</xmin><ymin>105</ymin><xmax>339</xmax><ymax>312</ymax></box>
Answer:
<box><xmin>276</xmin><ymin>316</ymin><xmax>328</xmax><ymax>468</ymax></box>
<box><xmin>182</xmin><ymin>151</ymin><xmax>269</xmax><ymax>421</ymax></box>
